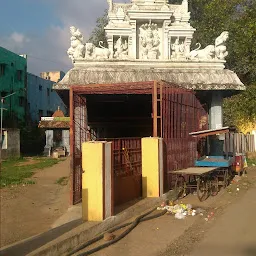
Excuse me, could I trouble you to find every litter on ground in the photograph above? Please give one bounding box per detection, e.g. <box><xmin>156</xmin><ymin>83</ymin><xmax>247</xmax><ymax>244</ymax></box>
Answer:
<box><xmin>157</xmin><ymin>201</ymin><xmax>198</xmax><ymax>219</ymax></box>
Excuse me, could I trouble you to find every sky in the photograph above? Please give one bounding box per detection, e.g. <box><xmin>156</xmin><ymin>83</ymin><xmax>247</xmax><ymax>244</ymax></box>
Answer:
<box><xmin>0</xmin><ymin>0</ymin><xmax>127</xmax><ymax>76</ymax></box>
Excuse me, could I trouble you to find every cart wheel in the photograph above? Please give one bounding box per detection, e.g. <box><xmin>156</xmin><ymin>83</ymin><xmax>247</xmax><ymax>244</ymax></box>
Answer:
<box><xmin>224</xmin><ymin>169</ymin><xmax>229</xmax><ymax>188</ymax></box>
<box><xmin>211</xmin><ymin>176</ymin><xmax>219</xmax><ymax>196</ymax></box>
<box><xmin>197</xmin><ymin>177</ymin><xmax>209</xmax><ymax>202</ymax></box>
<box><xmin>175</xmin><ymin>176</ymin><xmax>186</xmax><ymax>199</ymax></box>
<box><xmin>228</xmin><ymin>168</ymin><xmax>233</xmax><ymax>183</ymax></box>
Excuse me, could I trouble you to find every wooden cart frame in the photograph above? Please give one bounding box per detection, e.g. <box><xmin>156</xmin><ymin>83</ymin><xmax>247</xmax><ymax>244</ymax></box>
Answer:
<box><xmin>173</xmin><ymin>167</ymin><xmax>231</xmax><ymax>201</ymax></box>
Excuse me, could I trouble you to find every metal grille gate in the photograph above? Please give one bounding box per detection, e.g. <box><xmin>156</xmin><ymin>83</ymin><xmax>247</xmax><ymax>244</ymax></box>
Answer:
<box><xmin>70</xmin><ymin>81</ymin><xmax>208</xmax><ymax>205</ymax></box>
<box><xmin>100</xmin><ymin>138</ymin><xmax>142</xmax><ymax>206</ymax></box>
<box><xmin>70</xmin><ymin>89</ymin><xmax>88</xmax><ymax>205</ymax></box>
<box><xmin>152</xmin><ymin>81</ymin><xmax>208</xmax><ymax>190</ymax></box>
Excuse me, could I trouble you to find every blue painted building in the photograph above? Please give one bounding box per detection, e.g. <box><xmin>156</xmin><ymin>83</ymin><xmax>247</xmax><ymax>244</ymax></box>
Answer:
<box><xmin>27</xmin><ymin>73</ymin><xmax>67</xmax><ymax>122</ymax></box>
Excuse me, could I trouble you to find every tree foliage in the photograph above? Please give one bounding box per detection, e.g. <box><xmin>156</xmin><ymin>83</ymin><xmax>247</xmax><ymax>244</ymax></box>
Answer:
<box><xmin>190</xmin><ymin>0</ymin><xmax>256</xmax><ymax>85</ymax></box>
<box><xmin>190</xmin><ymin>0</ymin><xmax>256</xmax><ymax>131</ymax></box>
<box><xmin>88</xmin><ymin>10</ymin><xmax>108</xmax><ymax>47</ymax></box>
<box><xmin>223</xmin><ymin>84</ymin><xmax>256</xmax><ymax>132</ymax></box>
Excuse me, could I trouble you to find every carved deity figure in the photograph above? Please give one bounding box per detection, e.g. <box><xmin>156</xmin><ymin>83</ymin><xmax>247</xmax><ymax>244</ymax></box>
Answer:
<box><xmin>215</xmin><ymin>31</ymin><xmax>229</xmax><ymax>60</ymax></box>
<box><xmin>114</xmin><ymin>36</ymin><xmax>128</xmax><ymax>59</ymax></box>
<box><xmin>171</xmin><ymin>38</ymin><xmax>185</xmax><ymax>59</ymax></box>
<box><xmin>67</xmin><ymin>26</ymin><xmax>85</xmax><ymax>62</ymax></box>
<box><xmin>139</xmin><ymin>22</ymin><xmax>160</xmax><ymax>60</ymax></box>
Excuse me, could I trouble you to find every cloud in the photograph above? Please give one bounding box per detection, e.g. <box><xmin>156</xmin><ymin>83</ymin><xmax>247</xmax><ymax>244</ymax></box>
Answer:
<box><xmin>0</xmin><ymin>32</ymin><xmax>31</xmax><ymax>53</ymax></box>
<box><xmin>0</xmin><ymin>0</ymin><xmax>127</xmax><ymax>75</ymax></box>
<box><xmin>0</xmin><ymin>27</ymin><xmax>72</xmax><ymax>75</ymax></box>
<box><xmin>10</xmin><ymin>32</ymin><xmax>30</xmax><ymax>44</ymax></box>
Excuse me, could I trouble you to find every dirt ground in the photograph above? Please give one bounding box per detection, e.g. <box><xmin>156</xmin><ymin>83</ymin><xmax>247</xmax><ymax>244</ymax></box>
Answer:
<box><xmin>0</xmin><ymin>158</ymin><xmax>70</xmax><ymax>248</ymax></box>
<box><xmin>161</xmin><ymin>167</ymin><xmax>256</xmax><ymax>256</ymax></box>
<box><xmin>72</xmin><ymin>167</ymin><xmax>256</xmax><ymax>256</ymax></box>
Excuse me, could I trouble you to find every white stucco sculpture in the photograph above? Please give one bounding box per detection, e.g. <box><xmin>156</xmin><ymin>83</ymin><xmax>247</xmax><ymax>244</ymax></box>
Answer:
<box><xmin>171</xmin><ymin>38</ymin><xmax>185</xmax><ymax>59</ymax></box>
<box><xmin>107</xmin><ymin>0</ymin><xmax>113</xmax><ymax>12</ymax></box>
<box><xmin>215</xmin><ymin>31</ymin><xmax>229</xmax><ymax>60</ymax></box>
<box><xmin>181</xmin><ymin>0</ymin><xmax>189</xmax><ymax>13</ymax></box>
<box><xmin>188</xmin><ymin>31</ymin><xmax>229</xmax><ymax>61</ymax></box>
<box><xmin>67</xmin><ymin>26</ymin><xmax>86</xmax><ymax>62</ymax></box>
<box><xmin>139</xmin><ymin>22</ymin><xmax>160</xmax><ymax>60</ymax></box>
<box><xmin>188</xmin><ymin>43</ymin><xmax>215</xmax><ymax>61</ymax></box>
<box><xmin>114</xmin><ymin>36</ymin><xmax>128</xmax><ymax>59</ymax></box>
<box><xmin>66</xmin><ymin>1</ymin><xmax>229</xmax><ymax>68</ymax></box>
<box><xmin>85</xmin><ymin>42</ymin><xmax>111</xmax><ymax>60</ymax></box>
<box><xmin>67</xmin><ymin>25</ymin><xmax>111</xmax><ymax>61</ymax></box>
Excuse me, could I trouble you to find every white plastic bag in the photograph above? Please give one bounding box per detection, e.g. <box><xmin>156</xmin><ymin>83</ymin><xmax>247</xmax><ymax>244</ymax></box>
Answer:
<box><xmin>175</xmin><ymin>212</ymin><xmax>185</xmax><ymax>220</ymax></box>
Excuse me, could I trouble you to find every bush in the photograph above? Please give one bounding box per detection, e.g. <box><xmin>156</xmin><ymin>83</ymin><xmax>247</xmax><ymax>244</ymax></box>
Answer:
<box><xmin>20</xmin><ymin>125</ymin><xmax>45</xmax><ymax>156</ymax></box>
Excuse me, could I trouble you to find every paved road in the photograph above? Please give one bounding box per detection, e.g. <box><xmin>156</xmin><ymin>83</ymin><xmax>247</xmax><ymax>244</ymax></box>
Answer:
<box><xmin>73</xmin><ymin>172</ymin><xmax>256</xmax><ymax>256</ymax></box>
<box><xmin>188</xmin><ymin>187</ymin><xmax>256</xmax><ymax>256</ymax></box>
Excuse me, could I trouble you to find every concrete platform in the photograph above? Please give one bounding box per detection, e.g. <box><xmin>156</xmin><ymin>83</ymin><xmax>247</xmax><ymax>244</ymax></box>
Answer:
<box><xmin>26</xmin><ymin>196</ymin><xmax>170</xmax><ymax>256</ymax></box>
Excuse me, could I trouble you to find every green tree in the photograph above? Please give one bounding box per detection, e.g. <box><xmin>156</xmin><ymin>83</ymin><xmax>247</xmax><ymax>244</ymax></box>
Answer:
<box><xmin>88</xmin><ymin>10</ymin><xmax>108</xmax><ymax>47</ymax></box>
<box><xmin>190</xmin><ymin>0</ymin><xmax>256</xmax><ymax>85</ymax></box>
<box><xmin>223</xmin><ymin>84</ymin><xmax>256</xmax><ymax>132</ymax></box>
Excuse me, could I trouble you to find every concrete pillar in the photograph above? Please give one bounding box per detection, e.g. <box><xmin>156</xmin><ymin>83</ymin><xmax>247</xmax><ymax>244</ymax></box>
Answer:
<box><xmin>82</xmin><ymin>141</ymin><xmax>113</xmax><ymax>221</ymax></box>
<box><xmin>142</xmin><ymin>137</ymin><xmax>164</xmax><ymax>198</ymax></box>
<box><xmin>45</xmin><ymin>130</ymin><xmax>53</xmax><ymax>147</ymax></box>
<box><xmin>209</xmin><ymin>91</ymin><xmax>223</xmax><ymax>130</ymax></box>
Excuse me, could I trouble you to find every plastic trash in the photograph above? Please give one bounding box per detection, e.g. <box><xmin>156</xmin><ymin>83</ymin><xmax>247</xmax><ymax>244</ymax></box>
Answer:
<box><xmin>187</xmin><ymin>204</ymin><xmax>192</xmax><ymax>210</ymax></box>
<box><xmin>165</xmin><ymin>206</ymin><xmax>174</xmax><ymax>212</ymax></box>
<box><xmin>158</xmin><ymin>202</ymin><xmax>197</xmax><ymax>217</ymax></box>
<box><xmin>175</xmin><ymin>212</ymin><xmax>186</xmax><ymax>219</ymax></box>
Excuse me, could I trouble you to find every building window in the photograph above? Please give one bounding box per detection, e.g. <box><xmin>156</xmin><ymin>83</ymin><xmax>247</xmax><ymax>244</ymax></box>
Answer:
<box><xmin>47</xmin><ymin>88</ymin><xmax>50</xmax><ymax>97</ymax></box>
<box><xmin>1</xmin><ymin>91</ymin><xmax>7</xmax><ymax>97</ymax></box>
<box><xmin>17</xmin><ymin>70</ymin><xmax>22</xmax><ymax>81</ymax></box>
<box><xmin>0</xmin><ymin>64</ymin><xmax>6</xmax><ymax>76</ymax></box>
<box><xmin>38</xmin><ymin>109</ymin><xmax>43</xmax><ymax>120</ymax></box>
<box><xmin>47</xmin><ymin>110</ymin><xmax>53</xmax><ymax>116</ymax></box>
<box><xmin>19</xmin><ymin>96</ymin><xmax>25</xmax><ymax>106</ymax></box>
<box><xmin>39</xmin><ymin>85</ymin><xmax>42</xmax><ymax>91</ymax></box>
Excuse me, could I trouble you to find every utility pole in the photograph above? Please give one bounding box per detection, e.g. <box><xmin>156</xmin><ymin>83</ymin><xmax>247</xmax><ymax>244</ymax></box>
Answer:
<box><xmin>0</xmin><ymin>92</ymin><xmax>17</xmax><ymax>172</ymax></box>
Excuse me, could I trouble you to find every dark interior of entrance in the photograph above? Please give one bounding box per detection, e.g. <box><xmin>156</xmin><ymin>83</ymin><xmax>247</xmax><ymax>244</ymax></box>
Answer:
<box><xmin>86</xmin><ymin>94</ymin><xmax>153</xmax><ymax>139</ymax></box>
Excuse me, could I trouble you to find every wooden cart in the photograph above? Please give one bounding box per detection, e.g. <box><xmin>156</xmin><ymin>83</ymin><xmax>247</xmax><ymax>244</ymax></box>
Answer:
<box><xmin>173</xmin><ymin>167</ymin><xmax>220</xmax><ymax>202</ymax></box>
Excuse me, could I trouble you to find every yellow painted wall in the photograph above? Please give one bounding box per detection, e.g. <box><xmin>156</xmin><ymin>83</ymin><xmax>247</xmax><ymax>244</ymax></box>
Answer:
<box><xmin>82</xmin><ymin>142</ymin><xmax>104</xmax><ymax>221</ymax></box>
<box><xmin>142</xmin><ymin>138</ymin><xmax>159</xmax><ymax>197</ymax></box>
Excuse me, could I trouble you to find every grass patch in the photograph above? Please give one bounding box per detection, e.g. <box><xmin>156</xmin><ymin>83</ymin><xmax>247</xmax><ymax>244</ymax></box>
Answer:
<box><xmin>0</xmin><ymin>157</ymin><xmax>60</xmax><ymax>188</ymax></box>
<box><xmin>55</xmin><ymin>176</ymin><xmax>68</xmax><ymax>186</ymax></box>
<box><xmin>247</xmin><ymin>157</ymin><xmax>256</xmax><ymax>167</ymax></box>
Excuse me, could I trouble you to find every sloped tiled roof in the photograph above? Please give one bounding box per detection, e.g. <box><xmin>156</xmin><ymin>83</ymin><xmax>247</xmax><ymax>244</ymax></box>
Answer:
<box><xmin>38</xmin><ymin>120</ymin><xmax>69</xmax><ymax>129</ymax></box>
<box><xmin>53</xmin><ymin>68</ymin><xmax>245</xmax><ymax>91</ymax></box>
